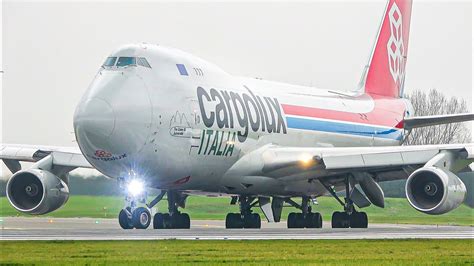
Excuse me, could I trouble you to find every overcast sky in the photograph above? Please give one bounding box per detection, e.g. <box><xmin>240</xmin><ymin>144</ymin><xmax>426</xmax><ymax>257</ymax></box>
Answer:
<box><xmin>1</xmin><ymin>1</ymin><xmax>472</xmax><ymax>177</ymax></box>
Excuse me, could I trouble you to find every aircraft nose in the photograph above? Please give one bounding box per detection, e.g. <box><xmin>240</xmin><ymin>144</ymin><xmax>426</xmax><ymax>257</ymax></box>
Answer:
<box><xmin>73</xmin><ymin>71</ymin><xmax>152</xmax><ymax>175</ymax></box>
<box><xmin>74</xmin><ymin>98</ymin><xmax>115</xmax><ymax>140</ymax></box>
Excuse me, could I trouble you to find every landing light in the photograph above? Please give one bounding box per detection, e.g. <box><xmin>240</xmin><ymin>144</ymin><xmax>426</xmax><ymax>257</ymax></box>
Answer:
<box><xmin>127</xmin><ymin>179</ymin><xmax>145</xmax><ymax>197</ymax></box>
<box><xmin>299</xmin><ymin>153</ymin><xmax>314</xmax><ymax>166</ymax></box>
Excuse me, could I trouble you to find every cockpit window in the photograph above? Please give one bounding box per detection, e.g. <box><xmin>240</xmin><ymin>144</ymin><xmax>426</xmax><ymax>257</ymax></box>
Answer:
<box><xmin>102</xmin><ymin>56</ymin><xmax>151</xmax><ymax>69</ymax></box>
<box><xmin>102</xmin><ymin>57</ymin><xmax>117</xmax><ymax>67</ymax></box>
<box><xmin>137</xmin><ymin>57</ymin><xmax>152</xmax><ymax>68</ymax></box>
<box><xmin>116</xmin><ymin>57</ymin><xmax>137</xmax><ymax>67</ymax></box>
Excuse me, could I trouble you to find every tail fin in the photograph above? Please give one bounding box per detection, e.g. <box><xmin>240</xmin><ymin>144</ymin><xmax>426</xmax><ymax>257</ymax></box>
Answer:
<box><xmin>359</xmin><ymin>0</ymin><xmax>413</xmax><ymax>98</ymax></box>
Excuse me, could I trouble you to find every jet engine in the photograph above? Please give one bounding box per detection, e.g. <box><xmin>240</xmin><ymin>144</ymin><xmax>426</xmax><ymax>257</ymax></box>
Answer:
<box><xmin>6</xmin><ymin>169</ymin><xmax>69</xmax><ymax>215</ymax></box>
<box><xmin>406</xmin><ymin>166</ymin><xmax>466</xmax><ymax>215</ymax></box>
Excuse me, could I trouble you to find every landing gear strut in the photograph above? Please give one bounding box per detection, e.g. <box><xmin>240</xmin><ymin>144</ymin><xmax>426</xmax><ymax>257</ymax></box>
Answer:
<box><xmin>323</xmin><ymin>177</ymin><xmax>368</xmax><ymax>228</ymax></box>
<box><xmin>286</xmin><ymin>197</ymin><xmax>323</xmax><ymax>229</ymax></box>
<box><xmin>225</xmin><ymin>196</ymin><xmax>261</xmax><ymax>229</ymax></box>
<box><xmin>153</xmin><ymin>190</ymin><xmax>191</xmax><ymax>229</ymax></box>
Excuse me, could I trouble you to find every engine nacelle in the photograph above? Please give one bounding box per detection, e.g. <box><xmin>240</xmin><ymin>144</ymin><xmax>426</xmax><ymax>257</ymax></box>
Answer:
<box><xmin>406</xmin><ymin>166</ymin><xmax>466</xmax><ymax>215</ymax></box>
<box><xmin>6</xmin><ymin>169</ymin><xmax>69</xmax><ymax>215</ymax></box>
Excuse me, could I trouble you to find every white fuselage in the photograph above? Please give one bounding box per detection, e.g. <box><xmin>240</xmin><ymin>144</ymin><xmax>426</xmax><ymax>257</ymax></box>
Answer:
<box><xmin>73</xmin><ymin>44</ymin><xmax>410</xmax><ymax>197</ymax></box>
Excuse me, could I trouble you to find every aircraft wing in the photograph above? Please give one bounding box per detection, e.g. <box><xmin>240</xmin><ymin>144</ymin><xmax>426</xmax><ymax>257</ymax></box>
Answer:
<box><xmin>403</xmin><ymin>113</ymin><xmax>474</xmax><ymax>130</ymax></box>
<box><xmin>0</xmin><ymin>143</ymin><xmax>91</xmax><ymax>174</ymax></box>
<box><xmin>224</xmin><ymin>143</ymin><xmax>474</xmax><ymax>183</ymax></box>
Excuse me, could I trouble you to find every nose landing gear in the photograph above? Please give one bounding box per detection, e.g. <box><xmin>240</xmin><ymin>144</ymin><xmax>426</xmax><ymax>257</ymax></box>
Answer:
<box><xmin>118</xmin><ymin>206</ymin><xmax>152</xmax><ymax>230</ymax></box>
<box><xmin>118</xmin><ymin>203</ymin><xmax>153</xmax><ymax>229</ymax></box>
<box><xmin>117</xmin><ymin>182</ymin><xmax>191</xmax><ymax>230</ymax></box>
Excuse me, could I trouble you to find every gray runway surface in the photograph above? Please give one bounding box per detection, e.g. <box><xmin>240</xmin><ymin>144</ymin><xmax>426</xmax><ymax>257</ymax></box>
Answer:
<box><xmin>0</xmin><ymin>217</ymin><xmax>472</xmax><ymax>240</ymax></box>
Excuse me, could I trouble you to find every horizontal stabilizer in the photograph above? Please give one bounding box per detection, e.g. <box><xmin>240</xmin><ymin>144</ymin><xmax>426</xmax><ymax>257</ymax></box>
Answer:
<box><xmin>403</xmin><ymin>113</ymin><xmax>474</xmax><ymax>130</ymax></box>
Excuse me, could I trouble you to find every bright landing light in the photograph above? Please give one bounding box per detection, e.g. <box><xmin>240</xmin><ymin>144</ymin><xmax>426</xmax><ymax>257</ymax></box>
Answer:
<box><xmin>300</xmin><ymin>153</ymin><xmax>313</xmax><ymax>164</ymax></box>
<box><xmin>127</xmin><ymin>179</ymin><xmax>144</xmax><ymax>197</ymax></box>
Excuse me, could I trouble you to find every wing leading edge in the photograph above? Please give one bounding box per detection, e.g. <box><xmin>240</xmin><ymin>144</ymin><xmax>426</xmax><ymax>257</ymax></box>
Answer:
<box><xmin>0</xmin><ymin>144</ymin><xmax>91</xmax><ymax>174</ymax></box>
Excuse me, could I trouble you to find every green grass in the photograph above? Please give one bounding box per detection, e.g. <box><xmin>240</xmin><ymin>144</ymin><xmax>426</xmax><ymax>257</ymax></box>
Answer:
<box><xmin>1</xmin><ymin>196</ymin><xmax>473</xmax><ymax>226</ymax></box>
<box><xmin>0</xmin><ymin>240</ymin><xmax>472</xmax><ymax>265</ymax></box>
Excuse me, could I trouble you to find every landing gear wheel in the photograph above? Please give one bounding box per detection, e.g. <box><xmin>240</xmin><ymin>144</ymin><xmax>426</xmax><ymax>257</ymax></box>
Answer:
<box><xmin>226</xmin><ymin>213</ymin><xmax>244</xmax><ymax>229</ymax></box>
<box><xmin>118</xmin><ymin>208</ymin><xmax>133</xmax><ymax>229</ymax></box>
<box><xmin>294</xmin><ymin>213</ymin><xmax>305</xmax><ymax>228</ymax></box>
<box><xmin>350</xmin><ymin>212</ymin><xmax>368</xmax><ymax>228</ymax></box>
<box><xmin>252</xmin><ymin>213</ymin><xmax>261</xmax><ymax>229</ymax></box>
<box><xmin>243</xmin><ymin>213</ymin><xmax>261</xmax><ymax>228</ymax></box>
<box><xmin>132</xmin><ymin>207</ymin><xmax>151</xmax><ymax>229</ymax></box>
<box><xmin>306</xmin><ymin>212</ymin><xmax>323</xmax><ymax>228</ymax></box>
<box><xmin>172</xmin><ymin>213</ymin><xmax>191</xmax><ymax>229</ymax></box>
<box><xmin>162</xmin><ymin>213</ymin><xmax>171</xmax><ymax>229</ymax></box>
<box><xmin>287</xmin><ymin>212</ymin><xmax>307</xmax><ymax>228</ymax></box>
<box><xmin>331</xmin><ymin>211</ymin><xmax>350</xmax><ymax>228</ymax></box>
<box><xmin>287</xmin><ymin>212</ymin><xmax>297</xmax><ymax>228</ymax></box>
<box><xmin>180</xmin><ymin>213</ymin><xmax>191</xmax><ymax>229</ymax></box>
<box><xmin>153</xmin><ymin>213</ymin><xmax>165</xmax><ymax>229</ymax></box>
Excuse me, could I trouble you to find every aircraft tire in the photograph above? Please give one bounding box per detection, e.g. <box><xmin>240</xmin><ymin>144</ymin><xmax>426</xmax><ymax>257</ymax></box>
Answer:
<box><xmin>226</xmin><ymin>213</ymin><xmax>243</xmax><ymax>229</ymax></box>
<box><xmin>243</xmin><ymin>213</ymin><xmax>261</xmax><ymax>229</ymax></box>
<box><xmin>178</xmin><ymin>213</ymin><xmax>191</xmax><ymax>229</ymax></box>
<box><xmin>252</xmin><ymin>213</ymin><xmax>261</xmax><ymax>229</ymax></box>
<box><xmin>287</xmin><ymin>212</ymin><xmax>297</xmax><ymax>228</ymax></box>
<box><xmin>332</xmin><ymin>211</ymin><xmax>350</xmax><ymax>228</ymax></box>
<box><xmin>131</xmin><ymin>207</ymin><xmax>151</xmax><ymax>229</ymax></box>
<box><xmin>350</xmin><ymin>212</ymin><xmax>368</xmax><ymax>228</ymax></box>
<box><xmin>306</xmin><ymin>212</ymin><xmax>323</xmax><ymax>228</ymax></box>
<box><xmin>118</xmin><ymin>208</ymin><xmax>133</xmax><ymax>229</ymax></box>
<box><xmin>294</xmin><ymin>213</ymin><xmax>305</xmax><ymax>228</ymax></box>
<box><xmin>153</xmin><ymin>213</ymin><xmax>165</xmax><ymax>229</ymax></box>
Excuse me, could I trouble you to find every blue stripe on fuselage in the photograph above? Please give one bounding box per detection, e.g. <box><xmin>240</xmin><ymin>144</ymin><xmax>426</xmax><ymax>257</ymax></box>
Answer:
<box><xmin>286</xmin><ymin>117</ymin><xmax>403</xmax><ymax>140</ymax></box>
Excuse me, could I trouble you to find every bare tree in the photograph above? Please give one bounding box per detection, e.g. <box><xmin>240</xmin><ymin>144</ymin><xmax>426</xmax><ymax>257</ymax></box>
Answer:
<box><xmin>404</xmin><ymin>89</ymin><xmax>471</xmax><ymax>145</ymax></box>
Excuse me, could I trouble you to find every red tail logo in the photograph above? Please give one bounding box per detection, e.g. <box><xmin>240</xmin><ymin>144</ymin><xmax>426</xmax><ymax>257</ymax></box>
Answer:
<box><xmin>364</xmin><ymin>0</ymin><xmax>412</xmax><ymax>98</ymax></box>
<box><xmin>387</xmin><ymin>2</ymin><xmax>405</xmax><ymax>89</ymax></box>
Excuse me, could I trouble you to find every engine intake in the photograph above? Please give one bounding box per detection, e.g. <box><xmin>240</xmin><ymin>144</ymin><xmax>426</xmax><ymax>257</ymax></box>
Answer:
<box><xmin>6</xmin><ymin>169</ymin><xmax>69</xmax><ymax>215</ymax></box>
<box><xmin>406</xmin><ymin>166</ymin><xmax>466</xmax><ymax>215</ymax></box>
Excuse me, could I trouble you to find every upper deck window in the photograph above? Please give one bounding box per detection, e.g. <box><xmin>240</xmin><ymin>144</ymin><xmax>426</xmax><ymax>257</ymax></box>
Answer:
<box><xmin>102</xmin><ymin>57</ymin><xmax>117</xmax><ymax>67</ymax></box>
<box><xmin>116</xmin><ymin>57</ymin><xmax>137</xmax><ymax>67</ymax></box>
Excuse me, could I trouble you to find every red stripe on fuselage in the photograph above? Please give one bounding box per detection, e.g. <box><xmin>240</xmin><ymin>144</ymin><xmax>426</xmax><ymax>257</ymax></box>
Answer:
<box><xmin>282</xmin><ymin>95</ymin><xmax>406</xmax><ymax>129</ymax></box>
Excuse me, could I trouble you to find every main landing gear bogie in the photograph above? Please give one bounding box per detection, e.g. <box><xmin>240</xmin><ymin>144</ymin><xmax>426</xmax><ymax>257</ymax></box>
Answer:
<box><xmin>153</xmin><ymin>212</ymin><xmax>190</xmax><ymax>229</ymax></box>
<box><xmin>225</xmin><ymin>197</ymin><xmax>262</xmax><ymax>229</ymax></box>
<box><xmin>322</xmin><ymin>175</ymin><xmax>369</xmax><ymax>229</ymax></box>
<box><xmin>225</xmin><ymin>213</ymin><xmax>261</xmax><ymax>229</ymax></box>
<box><xmin>331</xmin><ymin>211</ymin><xmax>368</xmax><ymax>228</ymax></box>
<box><xmin>287</xmin><ymin>212</ymin><xmax>323</xmax><ymax>229</ymax></box>
<box><xmin>285</xmin><ymin>196</ymin><xmax>323</xmax><ymax>229</ymax></box>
